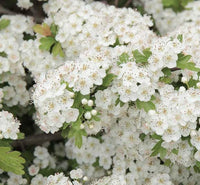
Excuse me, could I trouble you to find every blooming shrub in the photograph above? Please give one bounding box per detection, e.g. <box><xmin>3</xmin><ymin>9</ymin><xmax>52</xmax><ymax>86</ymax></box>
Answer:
<box><xmin>1</xmin><ymin>0</ymin><xmax>200</xmax><ymax>184</ymax></box>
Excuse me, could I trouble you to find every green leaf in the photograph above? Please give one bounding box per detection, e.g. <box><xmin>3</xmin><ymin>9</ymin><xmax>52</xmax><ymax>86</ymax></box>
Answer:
<box><xmin>194</xmin><ymin>165</ymin><xmax>200</xmax><ymax>173</ymax></box>
<box><xmin>162</xmin><ymin>67</ymin><xmax>171</xmax><ymax>76</ymax></box>
<box><xmin>0</xmin><ymin>19</ymin><xmax>10</xmax><ymax>30</ymax></box>
<box><xmin>180</xmin><ymin>0</ymin><xmax>193</xmax><ymax>6</ymax></box>
<box><xmin>160</xmin><ymin>147</ymin><xmax>167</xmax><ymax>160</ymax></box>
<box><xmin>139</xmin><ymin>133</ymin><xmax>146</xmax><ymax>141</ymax></box>
<box><xmin>0</xmin><ymin>147</ymin><xmax>25</xmax><ymax>175</ymax></box>
<box><xmin>115</xmin><ymin>97</ymin><xmax>125</xmax><ymax>107</ymax></box>
<box><xmin>150</xmin><ymin>149</ymin><xmax>160</xmax><ymax>157</ymax></box>
<box><xmin>151</xmin><ymin>140</ymin><xmax>167</xmax><ymax>160</ymax></box>
<box><xmin>162</xmin><ymin>0</ymin><xmax>193</xmax><ymax>12</ymax></box>
<box><xmin>151</xmin><ymin>133</ymin><xmax>162</xmax><ymax>140</ymax></box>
<box><xmin>110</xmin><ymin>37</ymin><xmax>121</xmax><ymax>48</ymax></box>
<box><xmin>72</xmin><ymin>119</ymin><xmax>82</xmax><ymax>130</ymax></box>
<box><xmin>159</xmin><ymin>76</ymin><xmax>172</xmax><ymax>84</ymax></box>
<box><xmin>75</xmin><ymin>132</ymin><xmax>83</xmax><ymax>148</ymax></box>
<box><xmin>67</xmin><ymin>128</ymin><xmax>76</xmax><ymax>138</ymax></box>
<box><xmin>50</xmin><ymin>23</ymin><xmax>58</xmax><ymax>37</ymax></box>
<box><xmin>188</xmin><ymin>77</ymin><xmax>199</xmax><ymax>88</ymax></box>
<box><xmin>61</xmin><ymin>128</ymin><xmax>68</xmax><ymax>138</ymax></box>
<box><xmin>143</xmin><ymin>48</ymin><xmax>152</xmax><ymax>58</ymax></box>
<box><xmin>52</xmin><ymin>42</ymin><xmax>65</xmax><ymax>58</ymax></box>
<box><xmin>196</xmin><ymin>161</ymin><xmax>200</xmax><ymax>170</ymax></box>
<box><xmin>136</xmin><ymin>99</ymin><xmax>156</xmax><ymax>112</ymax></box>
<box><xmin>72</xmin><ymin>92</ymin><xmax>89</xmax><ymax>109</ymax></box>
<box><xmin>17</xmin><ymin>133</ymin><xmax>25</xmax><ymax>140</ymax></box>
<box><xmin>39</xmin><ymin>37</ymin><xmax>56</xmax><ymax>51</ymax></box>
<box><xmin>172</xmin><ymin>148</ymin><xmax>179</xmax><ymax>155</ymax></box>
<box><xmin>133</xmin><ymin>48</ymin><xmax>152</xmax><ymax>64</ymax></box>
<box><xmin>92</xmin><ymin>115</ymin><xmax>101</xmax><ymax>121</ymax></box>
<box><xmin>164</xmin><ymin>159</ymin><xmax>171</xmax><ymax>167</ymax></box>
<box><xmin>0</xmin><ymin>139</ymin><xmax>12</xmax><ymax>147</ymax></box>
<box><xmin>63</xmin><ymin>122</ymin><xmax>71</xmax><ymax>130</ymax></box>
<box><xmin>0</xmin><ymin>52</ymin><xmax>7</xmax><ymax>58</ymax></box>
<box><xmin>117</xmin><ymin>52</ymin><xmax>129</xmax><ymax>65</ymax></box>
<box><xmin>176</xmin><ymin>53</ymin><xmax>200</xmax><ymax>72</ymax></box>
<box><xmin>162</xmin><ymin>0</ymin><xmax>176</xmax><ymax>7</ymax></box>
<box><xmin>177</xmin><ymin>34</ymin><xmax>183</xmax><ymax>43</ymax></box>
<box><xmin>152</xmin><ymin>140</ymin><xmax>162</xmax><ymax>151</ymax></box>
<box><xmin>102</xmin><ymin>73</ymin><xmax>117</xmax><ymax>87</ymax></box>
<box><xmin>68</xmin><ymin>128</ymin><xmax>87</xmax><ymax>148</ymax></box>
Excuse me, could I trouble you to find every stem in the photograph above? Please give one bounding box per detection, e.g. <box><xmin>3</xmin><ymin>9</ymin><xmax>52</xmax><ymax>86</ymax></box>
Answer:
<box><xmin>124</xmin><ymin>0</ymin><xmax>132</xmax><ymax>7</ymax></box>
<box><xmin>0</xmin><ymin>5</ymin><xmax>16</xmax><ymax>15</ymax></box>
<box><xmin>12</xmin><ymin>131</ymin><xmax>63</xmax><ymax>148</ymax></box>
<box><xmin>115</xmin><ymin>0</ymin><xmax>119</xmax><ymax>7</ymax></box>
<box><xmin>170</xmin><ymin>67</ymin><xmax>181</xmax><ymax>71</ymax></box>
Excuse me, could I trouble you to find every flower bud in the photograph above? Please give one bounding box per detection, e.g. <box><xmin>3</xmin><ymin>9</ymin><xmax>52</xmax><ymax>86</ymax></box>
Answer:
<box><xmin>83</xmin><ymin>176</ymin><xmax>88</xmax><ymax>181</ymax></box>
<box><xmin>84</xmin><ymin>111</ymin><xmax>91</xmax><ymax>119</ymax></box>
<box><xmin>80</xmin><ymin>124</ymin><xmax>85</xmax><ymax>129</ymax></box>
<box><xmin>81</xmin><ymin>98</ymin><xmax>88</xmax><ymax>105</ymax></box>
<box><xmin>88</xmin><ymin>100</ymin><xmax>93</xmax><ymax>106</ymax></box>
<box><xmin>91</xmin><ymin>109</ymin><xmax>97</xmax><ymax>116</ymax></box>
<box><xmin>148</xmin><ymin>110</ymin><xmax>156</xmax><ymax>116</ymax></box>
<box><xmin>89</xmin><ymin>124</ymin><xmax>94</xmax><ymax>129</ymax></box>
<box><xmin>181</xmin><ymin>77</ymin><xmax>187</xmax><ymax>83</ymax></box>
<box><xmin>69</xmin><ymin>92</ymin><xmax>75</xmax><ymax>98</ymax></box>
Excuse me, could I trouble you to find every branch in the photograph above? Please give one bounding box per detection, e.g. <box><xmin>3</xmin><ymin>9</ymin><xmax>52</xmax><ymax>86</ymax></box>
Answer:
<box><xmin>115</xmin><ymin>0</ymin><xmax>119</xmax><ymax>7</ymax></box>
<box><xmin>30</xmin><ymin>6</ymin><xmax>45</xmax><ymax>23</ymax></box>
<box><xmin>124</xmin><ymin>0</ymin><xmax>132</xmax><ymax>7</ymax></box>
<box><xmin>12</xmin><ymin>131</ymin><xmax>63</xmax><ymax>148</ymax></box>
<box><xmin>0</xmin><ymin>4</ymin><xmax>45</xmax><ymax>23</ymax></box>
<box><xmin>0</xmin><ymin>5</ymin><xmax>16</xmax><ymax>15</ymax></box>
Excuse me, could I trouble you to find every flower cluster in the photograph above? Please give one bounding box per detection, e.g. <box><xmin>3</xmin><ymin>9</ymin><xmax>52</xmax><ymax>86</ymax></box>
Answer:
<box><xmin>139</xmin><ymin>0</ymin><xmax>200</xmax><ymax>35</ymax></box>
<box><xmin>0</xmin><ymin>111</ymin><xmax>21</xmax><ymax>140</ymax></box>
<box><xmin>29</xmin><ymin>0</ymin><xmax>200</xmax><ymax>184</ymax></box>
<box><xmin>2</xmin><ymin>0</ymin><xmax>200</xmax><ymax>184</ymax></box>
<box><xmin>20</xmin><ymin>0</ymin><xmax>154</xmax><ymax>78</ymax></box>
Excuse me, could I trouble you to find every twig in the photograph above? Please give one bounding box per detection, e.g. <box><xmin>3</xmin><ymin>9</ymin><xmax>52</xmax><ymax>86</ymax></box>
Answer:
<box><xmin>124</xmin><ymin>0</ymin><xmax>132</xmax><ymax>7</ymax></box>
<box><xmin>30</xmin><ymin>7</ymin><xmax>45</xmax><ymax>23</ymax></box>
<box><xmin>115</xmin><ymin>0</ymin><xmax>119</xmax><ymax>7</ymax></box>
<box><xmin>0</xmin><ymin>4</ymin><xmax>16</xmax><ymax>15</ymax></box>
<box><xmin>0</xmin><ymin>4</ymin><xmax>44</xmax><ymax>23</ymax></box>
<box><xmin>12</xmin><ymin>131</ymin><xmax>63</xmax><ymax>148</ymax></box>
<box><xmin>170</xmin><ymin>67</ymin><xmax>181</xmax><ymax>71</ymax></box>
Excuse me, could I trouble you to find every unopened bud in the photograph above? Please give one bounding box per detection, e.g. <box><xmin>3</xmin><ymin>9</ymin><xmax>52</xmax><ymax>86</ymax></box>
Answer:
<box><xmin>84</xmin><ymin>112</ymin><xmax>91</xmax><ymax>120</ymax></box>
<box><xmin>83</xmin><ymin>176</ymin><xmax>88</xmax><ymax>181</ymax></box>
<box><xmin>88</xmin><ymin>100</ymin><xmax>93</xmax><ymax>106</ymax></box>
<box><xmin>181</xmin><ymin>77</ymin><xmax>187</xmax><ymax>83</ymax></box>
<box><xmin>81</xmin><ymin>98</ymin><xmax>88</xmax><ymax>105</ymax></box>
<box><xmin>91</xmin><ymin>109</ymin><xmax>97</xmax><ymax>116</ymax></box>
<box><xmin>80</xmin><ymin>124</ymin><xmax>85</xmax><ymax>129</ymax></box>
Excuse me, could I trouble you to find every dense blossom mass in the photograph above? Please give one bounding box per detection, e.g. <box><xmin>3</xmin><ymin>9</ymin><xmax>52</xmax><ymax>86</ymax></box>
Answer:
<box><xmin>1</xmin><ymin>0</ymin><xmax>200</xmax><ymax>184</ymax></box>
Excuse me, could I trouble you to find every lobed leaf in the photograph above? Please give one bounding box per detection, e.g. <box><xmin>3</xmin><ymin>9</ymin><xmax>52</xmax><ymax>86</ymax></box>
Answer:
<box><xmin>39</xmin><ymin>37</ymin><xmax>56</xmax><ymax>51</ymax></box>
<box><xmin>0</xmin><ymin>147</ymin><xmax>25</xmax><ymax>175</ymax></box>
<box><xmin>133</xmin><ymin>48</ymin><xmax>152</xmax><ymax>64</ymax></box>
<box><xmin>52</xmin><ymin>42</ymin><xmax>65</xmax><ymax>58</ymax></box>
<box><xmin>136</xmin><ymin>99</ymin><xmax>156</xmax><ymax>112</ymax></box>
<box><xmin>177</xmin><ymin>53</ymin><xmax>200</xmax><ymax>72</ymax></box>
<box><xmin>33</xmin><ymin>23</ymin><xmax>52</xmax><ymax>36</ymax></box>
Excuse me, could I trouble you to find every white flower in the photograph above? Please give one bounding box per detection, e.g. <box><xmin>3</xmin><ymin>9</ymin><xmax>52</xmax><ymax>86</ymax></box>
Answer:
<box><xmin>46</xmin><ymin>173</ymin><xmax>72</xmax><ymax>185</ymax></box>
<box><xmin>70</xmin><ymin>168</ymin><xmax>83</xmax><ymax>179</ymax></box>
<box><xmin>28</xmin><ymin>165</ymin><xmax>40</xmax><ymax>176</ymax></box>
<box><xmin>17</xmin><ymin>0</ymin><xmax>33</xmax><ymax>9</ymax></box>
